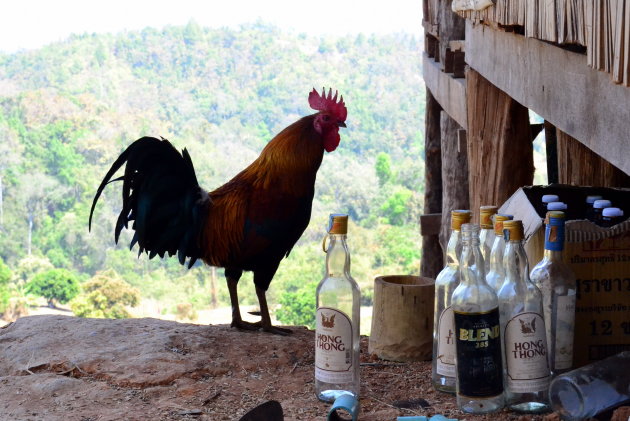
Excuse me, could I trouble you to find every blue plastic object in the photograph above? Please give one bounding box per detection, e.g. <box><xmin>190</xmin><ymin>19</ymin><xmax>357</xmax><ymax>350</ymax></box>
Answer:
<box><xmin>396</xmin><ymin>415</ymin><xmax>458</xmax><ymax>421</ymax></box>
<box><xmin>328</xmin><ymin>393</ymin><xmax>360</xmax><ymax>421</ymax></box>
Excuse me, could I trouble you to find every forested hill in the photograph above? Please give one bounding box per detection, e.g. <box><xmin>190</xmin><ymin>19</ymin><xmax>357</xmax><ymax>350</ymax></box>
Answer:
<box><xmin>0</xmin><ymin>21</ymin><xmax>425</xmax><ymax>325</ymax></box>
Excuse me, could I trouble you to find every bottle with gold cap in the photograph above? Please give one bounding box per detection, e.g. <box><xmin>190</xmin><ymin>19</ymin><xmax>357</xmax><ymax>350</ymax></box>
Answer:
<box><xmin>479</xmin><ymin>205</ymin><xmax>498</xmax><ymax>272</ymax></box>
<box><xmin>432</xmin><ymin>209</ymin><xmax>471</xmax><ymax>393</ymax></box>
<box><xmin>452</xmin><ymin>223</ymin><xmax>504</xmax><ymax>413</ymax></box>
<box><xmin>498</xmin><ymin>220</ymin><xmax>550</xmax><ymax>413</ymax></box>
<box><xmin>486</xmin><ymin>214</ymin><xmax>513</xmax><ymax>293</ymax></box>
<box><xmin>315</xmin><ymin>213</ymin><xmax>361</xmax><ymax>402</ymax></box>
<box><xmin>530</xmin><ymin>211</ymin><xmax>576</xmax><ymax>376</ymax></box>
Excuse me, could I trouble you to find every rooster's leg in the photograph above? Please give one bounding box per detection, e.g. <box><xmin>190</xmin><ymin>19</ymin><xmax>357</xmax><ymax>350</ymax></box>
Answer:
<box><xmin>255</xmin><ymin>287</ymin><xmax>292</xmax><ymax>336</ymax></box>
<box><xmin>226</xmin><ymin>271</ymin><xmax>258</xmax><ymax>331</ymax></box>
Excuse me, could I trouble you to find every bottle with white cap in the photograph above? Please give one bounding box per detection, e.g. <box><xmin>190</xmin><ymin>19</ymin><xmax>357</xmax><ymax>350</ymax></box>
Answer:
<box><xmin>585</xmin><ymin>195</ymin><xmax>603</xmax><ymax>221</ymax></box>
<box><xmin>591</xmin><ymin>199</ymin><xmax>612</xmax><ymax>226</ymax></box>
<box><xmin>546</xmin><ymin>202</ymin><xmax>567</xmax><ymax>211</ymax></box>
<box><xmin>539</xmin><ymin>194</ymin><xmax>559</xmax><ymax>217</ymax></box>
<box><xmin>601</xmin><ymin>207</ymin><xmax>624</xmax><ymax>228</ymax></box>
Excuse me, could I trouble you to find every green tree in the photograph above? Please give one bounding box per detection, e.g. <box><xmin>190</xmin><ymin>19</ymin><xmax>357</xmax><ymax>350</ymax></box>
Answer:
<box><xmin>26</xmin><ymin>268</ymin><xmax>80</xmax><ymax>307</ymax></box>
<box><xmin>275</xmin><ymin>280</ymin><xmax>317</xmax><ymax>328</ymax></box>
<box><xmin>71</xmin><ymin>270</ymin><xmax>140</xmax><ymax>319</ymax></box>
<box><xmin>375</xmin><ymin>152</ymin><xmax>393</xmax><ymax>186</ymax></box>
<box><xmin>0</xmin><ymin>257</ymin><xmax>12</xmax><ymax>314</ymax></box>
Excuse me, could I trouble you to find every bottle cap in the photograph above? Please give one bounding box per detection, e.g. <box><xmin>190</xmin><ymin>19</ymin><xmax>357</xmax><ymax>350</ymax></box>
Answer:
<box><xmin>547</xmin><ymin>201</ymin><xmax>567</xmax><ymax>210</ymax></box>
<box><xmin>503</xmin><ymin>220</ymin><xmax>524</xmax><ymax>241</ymax></box>
<box><xmin>450</xmin><ymin>210</ymin><xmax>471</xmax><ymax>230</ymax></box>
<box><xmin>493</xmin><ymin>213</ymin><xmax>513</xmax><ymax>235</ymax></box>
<box><xmin>542</xmin><ymin>194</ymin><xmax>559</xmax><ymax>203</ymax></box>
<box><xmin>586</xmin><ymin>195</ymin><xmax>603</xmax><ymax>204</ymax></box>
<box><xmin>480</xmin><ymin>205</ymin><xmax>498</xmax><ymax>228</ymax></box>
<box><xmin>328</xmin><ymin>214</ymin><xmax>348</xmax><ymax>234</ymax></box>
<box><xmin>593</xmin><ymin>199</ymin><xmax>612</xmax><ymax>209</ymax></box>
<box><xmin>602</xmin><ymin>207</ymin><xmax>624</xmax><ymax>217</ymax></box>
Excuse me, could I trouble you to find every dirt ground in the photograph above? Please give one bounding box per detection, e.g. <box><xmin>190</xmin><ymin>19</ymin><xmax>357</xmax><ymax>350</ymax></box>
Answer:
<box><xmin>0</xmin><ymin>315</ymin><xmax>624</xmax><ymax>421</ymax></box>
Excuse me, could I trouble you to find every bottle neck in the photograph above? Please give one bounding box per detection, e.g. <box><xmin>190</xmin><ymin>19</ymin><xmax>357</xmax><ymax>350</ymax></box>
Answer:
<box><xmin>503</xmin><ymin>239</ymin><xmax>531</xmax><ymax>287</ymax></box>
<box><xmin>325</xmin><ymin>234</ymin><xmax>351</xmax><ymax>278</ymax></box>
<box><xmin>459</xmin><ymin>238</ymin><xmax>485</xmax><ymax>285</ymax></box>
<box><xmin>544</xmin><ymin>219</ymin><xmax>566</xmax><ymax>257</ymax></box>
<box><xmin>446</xmin><ymin>229</ymin><xmax>462</xmax><ymax>267</ymax></box>
<box><xmin>489</xmin><ymin>235</ymin><xmax>506</xmax><ymax>272</ymax></box>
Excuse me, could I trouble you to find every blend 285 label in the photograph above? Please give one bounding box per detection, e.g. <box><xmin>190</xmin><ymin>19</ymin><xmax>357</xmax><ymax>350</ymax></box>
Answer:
<box><xmin>454</xmin><ymin>308</ymin><xmax>503</xmax><ymax>398</ymax></box>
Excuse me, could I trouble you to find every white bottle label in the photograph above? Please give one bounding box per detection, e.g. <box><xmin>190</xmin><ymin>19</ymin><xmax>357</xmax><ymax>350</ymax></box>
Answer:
<box><xmin>554</xmin><ymin>294</ymin><xmax>576</xmax><ymax>370</ymax></box>
<box><xmin>315</xmin><ymin>307</ymin><xmax>353</xmax><ymax>384</ymax></box>
<box><xmin>504</xmin><ymin>312</ymin><xmax>550</xmax><ymax>392</ymax></box>
<box><xmin>436</xmin><ymin>306</ymin><xmax>456</xmax><ymax>377</ymax></box>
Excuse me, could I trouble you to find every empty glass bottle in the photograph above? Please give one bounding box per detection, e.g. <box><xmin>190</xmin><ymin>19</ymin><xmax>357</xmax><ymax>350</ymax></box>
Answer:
<box><xmin>432</xmin><ymin>209</ymin><xmax>471</xmax><ymax>394</ymax></box>
<box><xmin>498</xmin><ymin>220</ymin><xmax>550</xmax><ymax>413</ymax></box>
<box><xmin>479</xmin><ymin>205</ymin><xmax>498</xmax><ymax>274</ymax></box>
<box><xmin>452</xmin><ymin>223</ymin><xmax>504</xmax><ymax>414</ymax></box>
<box><xmin>315</xmin><ymin>214</ymin><xmax>361</xmax><ymax>402</ymax></box>
<box><xmin>530</xmin><ymin>211</ymin><xmax>576</xmax><ymax>376</ymax></box>
<box><xmin>486</xmin><ymin>213</ymin><xmax>513</xmax><ymax>293</ymax></box>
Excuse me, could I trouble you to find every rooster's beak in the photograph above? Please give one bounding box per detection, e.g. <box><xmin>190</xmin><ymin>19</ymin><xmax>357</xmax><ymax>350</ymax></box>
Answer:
<box><xmin>338</xmin><ymin>121</ymin><xmax>347</xmax><ymax>128</ymax></box>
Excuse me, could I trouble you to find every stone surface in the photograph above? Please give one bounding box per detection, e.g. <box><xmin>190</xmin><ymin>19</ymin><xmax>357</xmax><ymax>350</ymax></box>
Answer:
<box><xmin>0</xmin><ymin>315</ymin><xmax>556</xmax><ymax>420</ymax></box>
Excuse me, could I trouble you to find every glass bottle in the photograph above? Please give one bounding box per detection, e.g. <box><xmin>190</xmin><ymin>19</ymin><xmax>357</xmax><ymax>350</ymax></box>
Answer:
<box><xmin>431</xmin><ymin>209</ymin><xmax>471</xmax><ymax>394</ymax></box>
<box><xmin>584</xmin><ymin>195</ymin><xmax>602</xmax><ymax>221</ymax></box>
<box><xmin>452</xmin><ymin>223</ymin><xmax>504</xmax><ymax>414</ymax></box>
<box><xmin>315</xmin><ymin>214</ymin><xmax>361</xmax><ymax>402</ymax></box>
<box><xmin>479</xmin><ymin>205</ymin><xmax>498</xmax><ymax>274</ymax></box>
<box><xmin>549</xmin><ymin>351</ymin><xmax>630</xmax><ymax>420</ymax></box>
<box><xmin>485</xmin><ymin>213</ymin><xmax>513</xmax><ymax>293</ymax></box>
<box><xmin>530</xmin><ymin>211</ymin><xmax>576</xmax><ymax>376</ymax></box>
<box><xmin>591</xmin><ymin>199</ymin><xmax>612</xmax><ymax>226</ymax></box>
<box><xmin>498</xmin><ymin>220</ymin><xmax>550</xmax><ymax>413</ymax></box>
<box><xmin>538</xmin><ymin>194</ymin><xmax>559</xmax><ymax>217</ymax></box>
<box><xmin>601</xmin><ymin>207</ymin><xmax>624</xmax><ymax>228</ymax></box>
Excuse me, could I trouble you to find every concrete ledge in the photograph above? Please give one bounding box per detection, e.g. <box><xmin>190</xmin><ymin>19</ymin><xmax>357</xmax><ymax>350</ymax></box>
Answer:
<box><xmin>423</xmin><ymin>52</ymin><xmax>468</xmax><ymax>130</ymax></box>
<box><xmin>466</xmin><ymin>21</ymin><xmax>630</xmax><ymax>176</ymax></box>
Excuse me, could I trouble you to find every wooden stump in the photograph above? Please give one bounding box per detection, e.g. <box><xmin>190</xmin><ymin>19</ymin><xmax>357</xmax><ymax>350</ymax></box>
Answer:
<box><xmin>368</xmin><ymin>276</ymin><xmax>435</xmax><ymax>362</ymax></box>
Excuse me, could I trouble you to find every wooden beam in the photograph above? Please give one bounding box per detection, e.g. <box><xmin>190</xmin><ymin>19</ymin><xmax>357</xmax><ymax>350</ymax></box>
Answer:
<box><xmin>423</xmin><ymin>53</ymin><xmax>468</xmax><ymax>129</ymax></box>
<box><xmin>421</xmin><ymin>90</ymin><xmax>444</xmax><ymax>279</ymax></box>
<box><xmin>420</xmin><ymin>213</ymin><xmax>442</xmax><ymax>236</ymax></box>
<box><xmin>466</xmin><ymin>68</ymin><xmax>534</xmax><ymax>218</ymax></box>
<box><xmin>465</xmin><ymin>21</ymin><xmax>630</xmax><ymax>176</ymax></box>
<box><xmin>556</xmin><ymin>128</ymin><xmax>630</xmax><ymax>187</ymax></box>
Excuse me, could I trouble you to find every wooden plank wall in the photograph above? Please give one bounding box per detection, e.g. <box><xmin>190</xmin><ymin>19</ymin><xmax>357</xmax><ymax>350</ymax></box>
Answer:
<box><xmin>453</xmin><ymin>0</ymin><xmax>630</xmax><ymax>86</ymax></box>
<box><xmin>466</xmin><ymin>68</ymin><xmax>534</xmax><ymax>216</ymax></box>
<box><xmin>556</xmin><ymin>129</ymin><xmax>630</xmax><ymax>187</ymax></box>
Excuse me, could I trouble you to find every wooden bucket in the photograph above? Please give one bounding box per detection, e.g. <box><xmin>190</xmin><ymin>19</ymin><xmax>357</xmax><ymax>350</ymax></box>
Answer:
<box><xmin>368</xmin><ymin>275</ymin><xmax>435</xmax><ymax>362</ymax></box>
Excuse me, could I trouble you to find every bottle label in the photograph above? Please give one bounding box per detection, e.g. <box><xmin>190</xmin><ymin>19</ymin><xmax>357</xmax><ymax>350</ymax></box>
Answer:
<box><xmin>315</xmin><ymin>307</ymin><xmax>353</xmax><ymax>383</ymax></box>
<box><xmin>544</xmin><ymin>220</ymin><xmax>565</xmax><ymax>251</ymax></box>
<box><xmin>436</xmin><ymin>306</ymin><xmax>456</xmax><ymax>377</ymax></box>
<box><xmin>554</xmin><ymin>295</ymin><xmax>576</xmax><ymax>370</ymax></box>
<box><xmin>504</xmin><ymin>312</ymin><xmax>550</xmax><ymax>392</ymax></box>
<box><xmin>454</xmin><ymin>308</ymin><xmax>503</xmax><ymax>398</ymax></box>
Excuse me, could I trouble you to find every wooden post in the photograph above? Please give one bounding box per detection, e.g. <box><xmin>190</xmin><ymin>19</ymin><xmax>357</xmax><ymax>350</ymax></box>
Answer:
<box><xmin>544</xmin><ymin>121</ymin><xmax>559</xmax><ymax>184</ymax></box>
<box><xmin>421</xmin><ymin>90</ymin><xmax>444</xmax><ymax>279</ymax></box>
<box><xmin>466</xmin><ymin>68</ymin><xmax>534</xmax><ymax>217</ymax></box>
<box><xmin>556</xmin><ymin>129</ymin><xmax>630</xmax><ymax>186</ymax></box>
<box><xmin>438</xmin><ymin>0</ymin><xmax>466</xmax><ymax>71</ymax></box>
<box><xmin>440</xmin><ymin>111</ymin><xmax>469</xmax><ymax>251</ymax></box>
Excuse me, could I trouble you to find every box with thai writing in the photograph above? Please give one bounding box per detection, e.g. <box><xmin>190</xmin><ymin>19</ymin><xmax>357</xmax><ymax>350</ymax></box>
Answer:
<box><xmin>499</xmin><ymin>184</ymin><xmax>630</xmax><ymax>367</ymax></box>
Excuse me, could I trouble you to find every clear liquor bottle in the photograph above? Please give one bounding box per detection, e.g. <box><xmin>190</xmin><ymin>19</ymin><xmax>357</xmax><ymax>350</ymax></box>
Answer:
<box><xmin>479</xmin><ymin>205</ymin><xmax>498</xmax><ymax>274</ymax></box>
<box><xmin>315</xmin><ymin>214</ymin><xmax>361</xmax><ymax>402</ymax></box>
<box><xmin>485</xmin><ymin>213</ymin><xmax>513</xmax><ymax>293</ymax></box>
<box><xmin>498</xmin><ymin>220</ymin><xmax>550</xmax><ymax>413</ymax></box>
<box><xmin>452</xmin><ymin>223</ymin><xmax>504</xmax><ymax>414</ymax></box>
<box><xmin>530</xmin><ymin>211</ymin><xmax>576</xmax><ymax>376</ymax></box>
<box><xmin>431</xmin><ymin>209</ymin><xmax>471</xmax><ymax>394</ymax></box>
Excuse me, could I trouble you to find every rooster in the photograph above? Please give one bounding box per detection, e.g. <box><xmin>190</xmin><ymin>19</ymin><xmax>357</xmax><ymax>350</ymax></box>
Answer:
<box><xmin>89</xmin><ymin>88</ymin><xmax>347</xmax><ymax>335</ymax></box>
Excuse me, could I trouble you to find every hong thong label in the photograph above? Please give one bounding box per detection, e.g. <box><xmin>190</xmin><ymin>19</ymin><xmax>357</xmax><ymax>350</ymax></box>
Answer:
<box><xmin>436</xmin><ymin>306</ymin><xmax>456</xmax><ymax>377</ymax></box>
<box><xmin>454</xmin><ymin>308</ymin><xmax>503</xmax><ymax>398</ymax></box>
<box><xmin>504</xmin><ymin>312</ymin><xmax>550</xmax><ymax>392</ymax></box>
<box><xmin>315</xmin><ymin>307</ymin><xmax>353</xmax><ymax>384</ymax></box>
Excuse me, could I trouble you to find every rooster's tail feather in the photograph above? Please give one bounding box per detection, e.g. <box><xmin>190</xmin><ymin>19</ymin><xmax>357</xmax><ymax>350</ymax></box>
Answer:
<box><xmin>89</xmin><ymin>136</ymin><xmax>209</xmax><ymax>268</ymax></box>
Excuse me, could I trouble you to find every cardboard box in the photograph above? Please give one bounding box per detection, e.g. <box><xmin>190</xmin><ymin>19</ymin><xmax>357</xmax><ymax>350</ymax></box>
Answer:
<box><xmin>499</xmin><ymin>184</ymin><xmax>630</xmax><ymax>367</ymax></box>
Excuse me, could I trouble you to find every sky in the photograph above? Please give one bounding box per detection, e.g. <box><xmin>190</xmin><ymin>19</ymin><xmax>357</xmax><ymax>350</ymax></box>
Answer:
<box><xmin>0</xmin><ymin>0</ymin><xmax>423</xmax><ymax>53</ymax></box>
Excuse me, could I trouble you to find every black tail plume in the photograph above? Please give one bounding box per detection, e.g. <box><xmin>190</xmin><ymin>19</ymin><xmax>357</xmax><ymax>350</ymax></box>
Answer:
<box><xmin>89</xmin><ymin>137</ymin><xmax>209</xmax><ymax>268</ymax></box>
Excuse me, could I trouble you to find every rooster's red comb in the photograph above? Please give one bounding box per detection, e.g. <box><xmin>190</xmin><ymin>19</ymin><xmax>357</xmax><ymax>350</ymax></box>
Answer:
<box><xmin>308</xmin><ymin>87</ymin><xmax>347</xmax><ymax>122</ymax></box>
